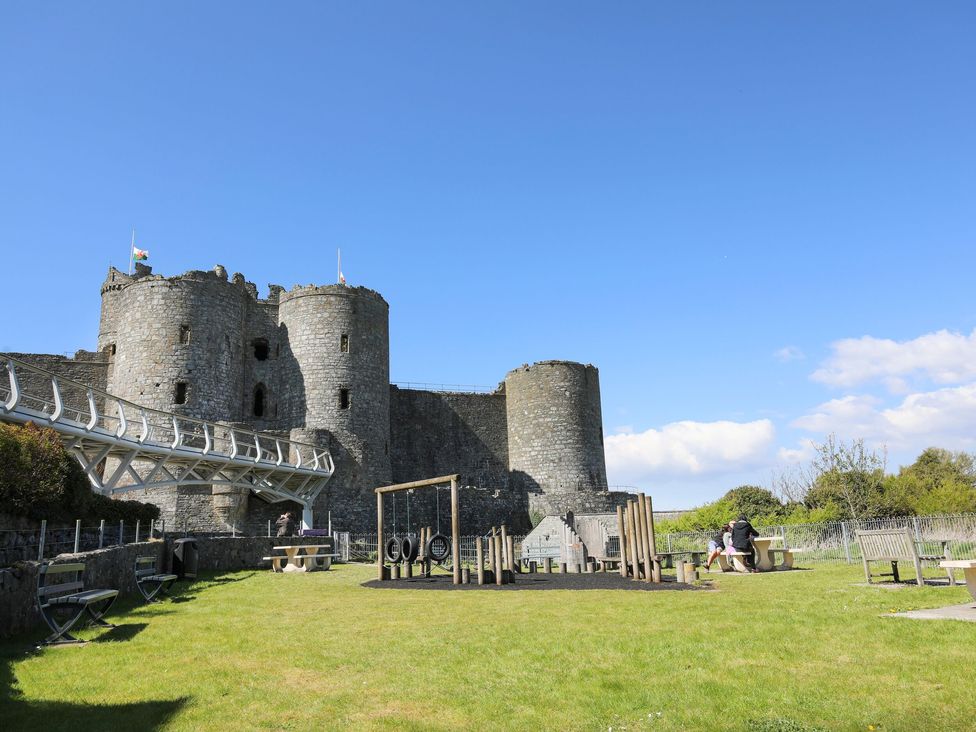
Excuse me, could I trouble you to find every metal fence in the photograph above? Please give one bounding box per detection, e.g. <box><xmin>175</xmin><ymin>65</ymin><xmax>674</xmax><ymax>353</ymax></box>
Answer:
<box><xmin>0</xmin><ymin>518</ymin><xmax>167</xmax><ymax>566</ymax></box>
<box><xmin>660</xmin><ymin>513</ymin><xmax>976</xmax><ymax>564</ymax></box>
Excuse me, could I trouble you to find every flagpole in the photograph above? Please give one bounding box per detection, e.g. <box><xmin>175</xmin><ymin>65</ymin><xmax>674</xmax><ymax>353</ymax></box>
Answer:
<box><xmin>129</xmin><ymin>229</ymin><xmax>135</xmax><ymax>276</ymax></box>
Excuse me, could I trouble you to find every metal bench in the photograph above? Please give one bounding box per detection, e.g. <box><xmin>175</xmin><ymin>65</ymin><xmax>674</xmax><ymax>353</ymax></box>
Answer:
<box><xmin>855</xmin><ymin>527</ymin><xmax>948</xmax><ymax>586</ymax></box>
<box><xmin>135</xmin><ymin>555</ymin><xmax>178</xmax><ymax>603</ymax></box>
<box><xmin>36</xmin><ymin>562</ymin><xmax>118</xmax><ymax>645</ymax></box>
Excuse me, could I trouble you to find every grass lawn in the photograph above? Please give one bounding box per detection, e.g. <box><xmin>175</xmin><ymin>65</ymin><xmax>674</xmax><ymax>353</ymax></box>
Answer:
<box><xmin>2</xmin><ymin>563</ymin><xmax>974</xmax><ymax>731</ymax></box>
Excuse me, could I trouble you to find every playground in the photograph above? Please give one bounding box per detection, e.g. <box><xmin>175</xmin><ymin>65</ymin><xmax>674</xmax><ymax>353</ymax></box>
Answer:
<box><xmin>3</xmin><ymin>562</ymin><xmax>975</xmax><ymax>732</ymax></box>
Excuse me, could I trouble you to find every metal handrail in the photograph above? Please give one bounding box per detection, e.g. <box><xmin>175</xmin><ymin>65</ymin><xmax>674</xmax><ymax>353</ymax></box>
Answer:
<box><xmin>0</xmin><ymin>354</ymin><xmax>332</xmax><ymax>475</ymax></box>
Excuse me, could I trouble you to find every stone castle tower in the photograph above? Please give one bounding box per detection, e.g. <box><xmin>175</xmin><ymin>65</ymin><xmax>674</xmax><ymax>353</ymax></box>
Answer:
<box><xmin>17</xmin><ymin>263</ymin><xmax>624</xmax><ymax>533</ymax></box>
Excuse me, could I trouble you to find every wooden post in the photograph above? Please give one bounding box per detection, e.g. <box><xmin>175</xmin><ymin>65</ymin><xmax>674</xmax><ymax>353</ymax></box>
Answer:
<box><xmin>644</xmin><ymin>494</ymin><xmax>661</xmax><ymax>583</ymax></box>
<box><xmin>638</xmin><ymin>494</ymin><xmax>653</xmax><ymax>583</ymax></box>
<box><xmin>500</xmin><ymin>524</ymin><xmax>509</xmax><ymax>569</ymax></box>
<box><xmin>676</xmin><ymin>559</ymin><xmax>686</xmax><ymax>583</ymax></box>
<box><xmin>507</xmin><ymin>535</ymin><xmax>516</xmax><ymax>573</ymax></box>
<box><xmin>627</xmin><ymin>501</ymin><xmax>640</xmax><ymax>581</ymax></box>
<box><xmin>476</xmin><ymin>537</ymin><xmax>485</xmax><ymax>585</ymax></box>
<box><xmin>461</xmin><ymin>567</ymin><xmax>470</xmax><ymax>584</ymax></box>
<box><xmin>488</xmin><ymin>531</ymin><xmax>496</xmax><ymax>575</ymax></box>
<box><xmin>559</xmin><ymin>562</ymin><xmax>567</xmax><ymax>573</ymax></box>
<box><xmin>544</xmin><ymin>557</ymin><xmax>552</xmax><ymax>573</ymax></box>
<box><xmin>404</xmin><ymin>560</ymin><xmax>413</xmax><ymax>578</ymax></box>
<box><xmin>391</xmin><ymin>563</ymin><xmax>400</xmax><ymax>580</ymax></box>
<box><xmin>494</xmin><ymin>534</ymin><xmax>504</xmax><ymax>586</ymax></box>
<box><xmin>616</xmin><ymin>506</ymin><xmax>628</xmax><ymax>578</ymax></box>
<box><xmin>451</xmin><ymin>477</ymin><xmax>460</xmax><ymax>585</ymax></box>
<box><xmin>376</xmin><ymin>491</ymin><xmax>385</xmax><ymax>581</ymax></box>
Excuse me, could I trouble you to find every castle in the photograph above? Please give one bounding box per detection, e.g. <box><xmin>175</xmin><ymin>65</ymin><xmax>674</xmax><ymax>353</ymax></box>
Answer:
<box><xmin>12</xmin><ymin>263</ymin><xmax>625</xmax><ymax>534</ymax></box>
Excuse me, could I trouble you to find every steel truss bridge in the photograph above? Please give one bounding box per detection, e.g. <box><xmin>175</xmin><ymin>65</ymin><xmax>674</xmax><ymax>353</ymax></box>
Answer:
<box><xmin>0</xmin><ymin>355</ymin><xmax>334</xmax><ymax>526</ymax></box>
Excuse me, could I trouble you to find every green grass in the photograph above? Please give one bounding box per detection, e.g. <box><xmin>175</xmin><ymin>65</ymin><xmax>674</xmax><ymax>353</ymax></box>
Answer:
<box><xmin>2</xmin><ymin>563</ymin><xmax>974</xmax><ymax>731</ymax></box>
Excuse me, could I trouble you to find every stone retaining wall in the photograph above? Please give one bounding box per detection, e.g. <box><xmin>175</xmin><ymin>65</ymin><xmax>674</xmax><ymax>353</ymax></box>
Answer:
<box><xmin>0</xmin><ymin>536</ymin><xmax>331</xmax><ymax>639</ymax></box>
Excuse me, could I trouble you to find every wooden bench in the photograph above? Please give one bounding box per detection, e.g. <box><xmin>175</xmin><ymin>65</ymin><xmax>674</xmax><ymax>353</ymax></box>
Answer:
<box><xmin>36</xmin><ymin>562</ymin><xmax>118</xmax><ymax>646</ymax></box>
<box><xmin>134</xmin><ymin>555</ymin><xmax>178</xmax><ymax>603</ymax></box>
<box><xmin>855</xmin><ymin>527</ymin><xmax>949</xmax><ymax>586</ymax></box>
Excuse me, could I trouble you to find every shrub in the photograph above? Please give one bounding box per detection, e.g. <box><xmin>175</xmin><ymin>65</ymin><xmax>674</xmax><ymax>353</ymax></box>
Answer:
<box><xmin>0</xmin><ymin>421</ymin><xmax>159</xmax><ymax>525</ymax></box>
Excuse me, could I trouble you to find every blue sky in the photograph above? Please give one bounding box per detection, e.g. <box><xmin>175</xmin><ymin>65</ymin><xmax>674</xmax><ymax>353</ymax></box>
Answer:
<box><xmin>2</xmin><ymin>3</ymin><xmax>974</xmax><ymax>508</ymax></box>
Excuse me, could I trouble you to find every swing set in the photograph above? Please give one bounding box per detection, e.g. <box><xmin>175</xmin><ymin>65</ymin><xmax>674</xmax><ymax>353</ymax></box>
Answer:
<box><xmin>376</xmin><ymin>474</ymin><xmax>461</xmax><ymax>584</ymax></box>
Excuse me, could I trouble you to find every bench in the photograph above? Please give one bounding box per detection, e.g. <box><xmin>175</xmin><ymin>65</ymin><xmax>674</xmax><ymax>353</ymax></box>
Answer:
<box><xmin>855</xmin><ymin>527</ymin><xmax>948</xmax><ymax>586</ymax></box>
<box><xmin>939</xmin><ymin>560</ymin><xmax>976</xmax><ymax>601</ymax></box>
<box><xmin>36</xmin><ymin>562</ymin><xmax>118</xmax><ymax>646</ymax></box>
<box><xmin>769</xmin><ymin>547</ymin><xmax>796</xmax><ymax>569</ymax></box>
<box><xmin>134</xmin><ymin>555</ymin><xmax>178</xmax><ymax>603</ymax></box>
<box><xmin>655</xmin><ymin>551</ymin><xmax>705</xmax><ymax>569</ymax></box>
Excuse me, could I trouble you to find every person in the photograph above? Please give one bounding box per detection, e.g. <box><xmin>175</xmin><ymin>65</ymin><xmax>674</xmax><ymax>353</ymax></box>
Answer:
<box><xmin>275</xmin><ymin>511</ymin><xmax>296</xmax><ymax>538</ymax></box>
<box><xmin>703</xmin><ymin>526</ymin><xmax>727</xmax><ymax>571</ymax></box>
<box><xmin>730</xmin><ymin>514</ymin><xmax>759</xmax><ymax>571</ymax></box>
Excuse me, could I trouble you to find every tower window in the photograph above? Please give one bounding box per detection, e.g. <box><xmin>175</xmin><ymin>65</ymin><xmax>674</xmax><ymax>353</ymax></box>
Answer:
<box><xmin>340</xmin><ymin>334</ymin><xmax>349</xmax><ymax>353</ymax></box>
<box><xmin>179</xmin><ymin>324</ymin><xmax>191</xmax><ymax>344</ymax></box>
<box><xmin>339</xmin><ymin>389</ymin><xmax>350</xmax><ymax>410</ymax></box>
<box><xmin>253</xmin><ymin>384</ymin><xmax>266</xmax><ymax>417</ymax></box>
<box><xmin>252</xmin><ymin>339</ymin><xmax>269</xmax><ymax>361</ymax></box>
<box><xmin>174</xmin><ymin>382</ymin><xmax>188</xmax><ymax>405</ymax></box>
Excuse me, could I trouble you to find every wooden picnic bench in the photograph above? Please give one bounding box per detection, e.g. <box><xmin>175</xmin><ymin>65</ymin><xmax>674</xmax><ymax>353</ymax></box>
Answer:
<box><xmin>263</xmin><ymin>544</ymin><xmax>338</xmax><ymax>573</ymax></box>
<box><xmin>36</xmin><ymin>562</ymin><xmax>118</xmax><ymax>645</ymax></box>
<box><xmin>134</xmin><ymin>555</ymin><xmax>178</xmax><ymax>603</ymax></box>
<box><xmin>855</xmin><ymin>527</ymin><xmax>951</xmax><ymax>586</ymax></box>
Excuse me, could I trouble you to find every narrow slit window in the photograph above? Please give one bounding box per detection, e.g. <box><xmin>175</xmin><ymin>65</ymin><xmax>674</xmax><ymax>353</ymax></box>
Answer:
<box><xmin>339</xmin><ymin>388</ymin><xmax>350</xmax><ymax>410</ymax></box>
<box><xmin>109</xmin><ymin>343</ymin><xmax>116</xmax><ymax>356</ymax></box>
<box><xmin>340</xmin><ymin>334</ymin><xmax>349</xmax><ymax>353</ymax></box>
<box><xmin>174</xmin><ymin>382</ymin><xmax>188</xmax><ymax>405</ymax></box>
<box><xmin>253</xmin><ymin>384</ymin><xmax>265</xmax><ymax>417</ymax></box>
<box><xmin>179</xmin><ymin>324</ymin><xmax>191</xmax><ymax>344</ymax></box>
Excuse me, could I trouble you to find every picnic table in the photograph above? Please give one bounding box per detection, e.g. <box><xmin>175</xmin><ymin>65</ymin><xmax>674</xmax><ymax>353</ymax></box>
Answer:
<box><xmin>751</xmin><ymin>536</ymin><xmax>783</xmax><ymax>571</ymax></box>
<box><xmin>939</xmin><ymin>560</ymin><xmax>976</xmax><ymax>601</ymax></box>
<box><xmin>267</xmin><ymin>545</ymin><xmax>338</xmax><ymax>573</ymax></box>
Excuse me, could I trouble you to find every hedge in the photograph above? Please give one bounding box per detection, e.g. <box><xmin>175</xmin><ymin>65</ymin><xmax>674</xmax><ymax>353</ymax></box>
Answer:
<box><xmin>0</xmin><ymin>421</ymin><xmax>160</xmax><ymax>524</ymax></box>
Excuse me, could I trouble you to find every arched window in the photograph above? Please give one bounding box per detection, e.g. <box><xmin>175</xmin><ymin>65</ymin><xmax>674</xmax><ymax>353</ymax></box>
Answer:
<box><xmin>253</xmin><ymin>384</ymin><xmax>266</xmax><ymax>417</ymax></box>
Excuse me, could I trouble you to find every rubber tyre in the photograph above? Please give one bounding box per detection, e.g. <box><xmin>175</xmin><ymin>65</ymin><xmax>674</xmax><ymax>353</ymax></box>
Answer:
<box><xmin>426</xmin><ymin>533</ymin><xmax>451</xmax><ymax>563</ymax></box>
<box><xmin>385</xmin><ymin>537</ymin><xmax>402</xmax><ymax>563</ymax></box>
<box><xmin>400</xmin><ymin>535</ymin><xmax>420</xmax><ymax>563</ymax></box>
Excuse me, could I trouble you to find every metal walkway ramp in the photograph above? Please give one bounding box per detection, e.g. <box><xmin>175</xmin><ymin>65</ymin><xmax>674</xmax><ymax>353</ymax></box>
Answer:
<box><xmin>0</xmin><ymin>355</ymin><xmax>333</xmax><ymax>524</ymax></box>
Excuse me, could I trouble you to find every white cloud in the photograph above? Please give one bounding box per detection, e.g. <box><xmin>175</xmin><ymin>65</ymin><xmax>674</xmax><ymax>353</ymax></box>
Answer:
<box><xmin>791</xmin><ymin>383</ymin><xmax>976</xmax><ymax>451</ymax></box>
<box><xmin>605</xmin><ymin>419</ymin><xmax>775</xmax><ymax>483</ymax></box>
<box><xmin>777</xmin><ymin>438</ymin><xmax>817</xmax><ymax>464</ymax></box>
<box><xmin>774</xmin><ymin>346</ymin><xmax>805</xmax><ymax>362</ymax></box>
<box><xmin>812</xmin><ymin>328</ymin><xmax>976</xmax><ymax>390</ymax></box>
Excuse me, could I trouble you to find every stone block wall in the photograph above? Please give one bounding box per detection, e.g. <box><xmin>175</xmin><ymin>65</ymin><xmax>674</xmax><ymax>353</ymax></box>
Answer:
<box><xmin>0</xmin><ymin>536</ymin><xmax>330</xmax><ymax>639</ymax></box>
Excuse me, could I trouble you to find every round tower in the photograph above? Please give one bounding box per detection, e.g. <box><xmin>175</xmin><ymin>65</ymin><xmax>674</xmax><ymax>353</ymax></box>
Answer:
<box><xmin>277</xmin><ymin>285</ymin><xmax>391</xmax><ymax>526</ymax></box>
<box><xmin>106</xmin><ymin>268</ymin><xmax>247</xmax><ymax>421</ymax></box>
<box><xmin>504</xmin><ymin>361</ymin><xmax>609</xmax><ymax>515</ymax></box>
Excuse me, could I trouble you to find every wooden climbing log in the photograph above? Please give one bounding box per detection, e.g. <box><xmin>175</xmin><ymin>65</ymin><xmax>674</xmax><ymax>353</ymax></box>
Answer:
<box><xmin>638</xmin><ymin>494</ymin><xmax>653</xmax><ymax>583</ymax></box>
<box><xmin>507</xmin><ymin>535</ymin><xmax>516</xmax><ymax>573</ymax></box>
<box><xmin>500</xmin><ymin>524</ymin><xmax>509</xmax><ymax>570</ymax></box>
<box><xmin>476</xmin><ymin>537</ymin><xmax>485</xmax><ymax>585</ymax></box>
<box><xmin>616</xmin><ymin>505</ymin><xmax>628</xmax><ymax>578</ymax></box>
<box><xmin>376</xmin><ymin>491</ymin><xmax>385</xmax><ymax>581</ymax></box>
<box><xmin>451</xmin><ymin>477</ymin><xmax>460</xmax><ymax>585</ymax></box>
<box><xmin>544</xmin><ymin>557</ymin><xmax>552</xmax><ymax>574</ymax></box>
<box><xmin>494</xmin><ymin>534</ymin><xmax>504</xmax><ymax>586</ymax></box>
<box><xmin>627</xmin><ymin>500</ymin><xmax>640</xmax><ymax>580</ymax></box>
<box><xmin>644</xmin><ymin>494</ymin><xmax>661</xmax><ymax>583</ymax></box>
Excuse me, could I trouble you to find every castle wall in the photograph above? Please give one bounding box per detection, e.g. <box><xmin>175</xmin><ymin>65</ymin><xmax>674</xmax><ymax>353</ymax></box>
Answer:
<box><xmin>505</xmin><ymin>361</ymin><xmax>611</xmax><ymax>517</ymax></box>
<box><xmin>242</xmin><ymin>294</ymin><xmax>284</xmax><ymax>431</ymax></box>
<box><xmin>5</xmin><ymin>351</ymin><xmax>110</xmax><ymax>414</ymax></box>
<box><xmin>387</xmin><ymin>387</ymin><xmax>527</xmax><ymax>534</ymax></box>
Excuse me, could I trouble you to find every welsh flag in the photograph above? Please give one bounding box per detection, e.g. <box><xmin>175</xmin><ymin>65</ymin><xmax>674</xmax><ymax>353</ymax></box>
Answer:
<box><xmin>133</xmin><ymin>247</ymin><xmax>149</xmax><ymax>261</ymax></box>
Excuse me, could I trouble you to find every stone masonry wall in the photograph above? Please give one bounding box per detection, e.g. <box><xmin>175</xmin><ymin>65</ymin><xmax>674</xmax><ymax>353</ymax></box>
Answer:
<box><xmin>505</xmin><ymin>361</ymin><xmax>609</xmax><ymax>501</ymax></box>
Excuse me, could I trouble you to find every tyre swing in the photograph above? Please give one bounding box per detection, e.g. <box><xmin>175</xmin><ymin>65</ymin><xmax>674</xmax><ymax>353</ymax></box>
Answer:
<box><xmin>425</xmin><ymin>484</ymin><xmax>452</xmax><ymax>565</ymax></box>
<box><xmin>384</xmin><ymin>492</ymin><xmax>402</xmax><ymax>562</ymax></box>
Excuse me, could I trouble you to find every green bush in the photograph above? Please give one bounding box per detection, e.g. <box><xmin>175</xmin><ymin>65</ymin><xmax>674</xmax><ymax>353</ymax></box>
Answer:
<box><xmin>0</xmin><ymin>421</ymin><xmax>159</xmax><ymax>525</ymax></box>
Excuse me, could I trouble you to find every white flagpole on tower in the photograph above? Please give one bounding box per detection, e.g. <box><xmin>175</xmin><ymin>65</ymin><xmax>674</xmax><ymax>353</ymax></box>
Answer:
<box><xmin>128</xmin><ymin>229</ymin><xmax>135</xmax><ymax>276</ymax></box>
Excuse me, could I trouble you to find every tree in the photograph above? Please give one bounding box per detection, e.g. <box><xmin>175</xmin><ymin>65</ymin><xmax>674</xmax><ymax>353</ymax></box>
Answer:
<box><xmin>721</xmin><ymin>485</ymin><xmax>784</xmax><ymax>520</ymax></box>
<box><xmin>885</xmin><ymin>447</ymin><xmax>976</xmax><ymax>515</ymax></box>
<box><xmin>803</xmin><ymin>435</ymin><xmax>891</xmax><ymax>519</ymax></box>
